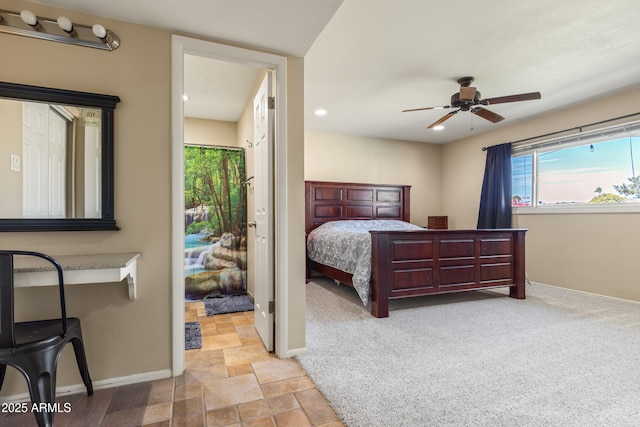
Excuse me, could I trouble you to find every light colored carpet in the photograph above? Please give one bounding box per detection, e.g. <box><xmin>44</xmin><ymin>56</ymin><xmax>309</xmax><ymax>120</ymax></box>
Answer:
<box><xmin>297</xmin><ymin>276</ymin><xmax>640</xmax><ymax>427</ymax></box>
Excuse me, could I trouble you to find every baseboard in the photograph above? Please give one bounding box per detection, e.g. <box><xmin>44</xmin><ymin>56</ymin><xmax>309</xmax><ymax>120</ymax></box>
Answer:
<box><xmin>286</xmin><ymin>347</ymin><xmax>307</xmax><ymax>358</ymax></box>
<box><xmin>531</xmin><ymin>281</ymin><xmax>640</xmax><ymax>305</ymax></box>
<box><xmin>0</xmin><ymin>369</ymin><xmax>172</xmax><ymax>403</ymax></box>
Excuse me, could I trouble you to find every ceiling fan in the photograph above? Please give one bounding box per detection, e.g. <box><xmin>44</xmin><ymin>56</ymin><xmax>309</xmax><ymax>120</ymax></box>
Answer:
<box><xmin>403</xmin><ymin>77</ymin><xmax>541</xmax><ymax>129</ymax></box>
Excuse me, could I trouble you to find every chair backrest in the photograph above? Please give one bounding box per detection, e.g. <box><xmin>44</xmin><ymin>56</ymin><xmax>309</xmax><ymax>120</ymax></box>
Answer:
<box><xmin>0</xmin><ymin>251</ymin><xmax>68</xmax><ymax>351</ymax></box>
<box><xmin>0</xmin><ymin>252</ymin><xmax>16</xmax><ymax>349</ymax></box>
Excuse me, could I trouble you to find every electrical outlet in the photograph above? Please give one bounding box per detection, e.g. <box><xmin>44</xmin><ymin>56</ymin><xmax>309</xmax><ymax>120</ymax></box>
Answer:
<box><xmin>10</xmin><ymin>154</ymin><xmax>20</xmax><ymax>172</ymax></box>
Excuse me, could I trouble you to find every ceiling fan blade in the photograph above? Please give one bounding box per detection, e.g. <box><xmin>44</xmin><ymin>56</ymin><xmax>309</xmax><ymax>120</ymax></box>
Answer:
<box><xmin>402</xmin><ymin>105</ymin><xmax>451</xmax><ymax>113</ymax></box>
<box><xmin>427</xmin><ymin>110</ymin><xmax>458</xmax><ymax>129</ymax></box>
<box><xmin>459</xmin><ymin>86</ymin><xmax>477</xmax><ymax>101</ymax></box>
<box><xmin>471</xmin><ymin>107</ymin><xmax>505</xmax><ymax>123</ymax></box>
<box><xmin>482</xmin><ymin>92</ymin><xmax>541</xmax><ymax>105</ymax></box>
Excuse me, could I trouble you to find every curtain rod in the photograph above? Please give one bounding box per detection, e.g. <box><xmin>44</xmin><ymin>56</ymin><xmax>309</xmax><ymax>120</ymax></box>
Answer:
<box><xmin>184</xmin><ymin>143</ymin><xmax>245</xmax><ymax>151</ymax></box>
<box><xmin>481</xmin><ymin>111</ymin><xmax>640</xmax><ymax>151</ymax></box>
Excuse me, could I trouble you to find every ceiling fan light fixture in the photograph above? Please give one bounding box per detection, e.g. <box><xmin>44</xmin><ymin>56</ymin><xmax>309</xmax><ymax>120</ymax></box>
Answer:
<box><xmin>432</xmin><ymin>125</ymin><xmax>445</xmax><ymax>131</ymax></box>
<box><xmin>459</xmin><ymin>86</ymin><xmax>477</xmax><ymax>101</ymax></box>
<box><xmin>403</xmin><ymin>76</ymin><xmax>541</xmax><ymax>132</ymax></box>
<box><xmin>314</xmin><ymin>108</ymin><xmax>328</xmax><ymax>116</ymax></box>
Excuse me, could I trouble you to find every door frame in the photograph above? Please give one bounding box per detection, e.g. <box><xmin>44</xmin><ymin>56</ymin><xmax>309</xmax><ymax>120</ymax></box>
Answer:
<box><xmin>171</xmin><ymin>35</ymin><xmax>289</xmax><ymax>375</ymax></box>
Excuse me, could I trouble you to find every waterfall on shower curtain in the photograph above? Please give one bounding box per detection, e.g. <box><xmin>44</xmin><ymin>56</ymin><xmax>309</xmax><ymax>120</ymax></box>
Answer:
<box><xmin>183</xmin><ymin>145</ymin><xmax>247</xmax><ymax>301</ymax></box>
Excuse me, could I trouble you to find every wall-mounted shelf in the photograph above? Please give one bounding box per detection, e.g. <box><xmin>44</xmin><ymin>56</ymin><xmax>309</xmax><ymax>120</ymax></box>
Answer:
<box><xmin>13</xmin><ymin>252</ymin><xmax>141</xmax><ymax>300</ymax></box>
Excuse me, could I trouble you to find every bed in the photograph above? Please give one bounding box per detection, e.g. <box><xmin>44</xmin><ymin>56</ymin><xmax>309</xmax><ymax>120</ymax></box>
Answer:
<box><xmin>305</xmin><ymin>180</ymin><xmax>527</xmax><ymax>318</ymax></box>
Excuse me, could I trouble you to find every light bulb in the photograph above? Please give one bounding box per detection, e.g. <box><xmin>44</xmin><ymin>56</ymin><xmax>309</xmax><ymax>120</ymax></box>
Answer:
<box><xmin>57</xmin><ymin>16</ymin><xmax>74</xmax><ymax>33</ymax></box>
<box><xmin>20</xmin><ymin>10</ymin><xmax>38</xmax><ymax>26</ymax></box>
<box><xmin>92</xmin><ymin>24</ymin><xmax>107</xmax><ymax>39</ymax></box>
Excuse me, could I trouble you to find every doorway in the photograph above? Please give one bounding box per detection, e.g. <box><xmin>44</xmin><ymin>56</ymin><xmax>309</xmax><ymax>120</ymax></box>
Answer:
<box><xmin>171</xmin><ymin>35</ymin><xmax>291</xmax><ymax>375</ymax></box>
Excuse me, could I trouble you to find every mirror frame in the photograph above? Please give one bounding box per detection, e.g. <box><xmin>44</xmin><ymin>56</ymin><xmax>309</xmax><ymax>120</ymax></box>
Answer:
<box><xmin>0</xmin><ymin>82</ymin><xmax>120</xmax><ymax>231</ymax></box>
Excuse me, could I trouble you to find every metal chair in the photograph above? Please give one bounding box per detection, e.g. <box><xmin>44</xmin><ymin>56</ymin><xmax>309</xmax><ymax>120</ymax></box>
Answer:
<box><xmin>0</xmin><ymin>250</ymin><xmax>93</xmax><ymax>427</ymax></box>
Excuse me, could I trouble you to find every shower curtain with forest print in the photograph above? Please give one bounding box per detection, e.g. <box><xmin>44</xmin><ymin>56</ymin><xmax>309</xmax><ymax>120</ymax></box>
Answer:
<box><xmin>184</xmin><ymin>146</ymin><xmax>247</xmax><ymax>301</ymax></box>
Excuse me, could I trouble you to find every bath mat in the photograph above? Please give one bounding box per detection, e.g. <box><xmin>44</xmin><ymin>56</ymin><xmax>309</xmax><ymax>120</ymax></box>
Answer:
<box><xmin>205</xmin><ymin>294</ymin><xmax>254</xmax><ymax>316</ymax></box>
<box><xmin>185</xmin><ymin>322</ymin><xmax>202</xmax><ymax>350</ymax></box>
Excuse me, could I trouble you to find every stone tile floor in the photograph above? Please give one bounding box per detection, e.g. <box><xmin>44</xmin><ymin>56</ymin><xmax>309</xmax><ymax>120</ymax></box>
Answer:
<box><xmin>0</xmin><ymin>302</ymin><xmax>343</xmax><ymax>427</ymax></box>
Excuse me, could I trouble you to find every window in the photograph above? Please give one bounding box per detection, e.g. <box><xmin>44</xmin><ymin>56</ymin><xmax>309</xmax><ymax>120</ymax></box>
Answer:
<box><xmin>512</xmin><ymin>121</ymin><xmax>640</xmax><ymax>212</ymax></box>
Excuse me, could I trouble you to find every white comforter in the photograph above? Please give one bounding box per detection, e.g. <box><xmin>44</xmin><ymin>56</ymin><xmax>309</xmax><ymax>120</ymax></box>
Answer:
<box><xmin>306</xmin><ymin>220</ymin><xmax>424</xmax><ymax>304</ymax></box>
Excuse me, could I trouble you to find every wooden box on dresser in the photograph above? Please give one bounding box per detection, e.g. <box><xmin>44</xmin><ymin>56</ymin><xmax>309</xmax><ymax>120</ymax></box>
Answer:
<box><xmin>427</xmin><ymin>215</ymin><xmax>448</xmax><ymax>229</ymax></box>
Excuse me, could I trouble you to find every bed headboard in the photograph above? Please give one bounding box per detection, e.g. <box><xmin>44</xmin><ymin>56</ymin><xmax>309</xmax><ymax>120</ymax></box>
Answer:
<box><xmin>305</xmin><ymin>181</ymin><xmax>411</xmax><ymax>233</ymax></box>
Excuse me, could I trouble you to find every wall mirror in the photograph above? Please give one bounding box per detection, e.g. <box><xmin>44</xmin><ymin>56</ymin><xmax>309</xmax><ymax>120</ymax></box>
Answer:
<box><xmin>0</xmin><ymin>82</ymin><xmax>120</xmax><ymax>231</ymax></box>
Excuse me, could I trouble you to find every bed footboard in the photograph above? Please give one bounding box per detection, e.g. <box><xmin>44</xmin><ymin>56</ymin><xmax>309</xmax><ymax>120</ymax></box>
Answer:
<box><xmin>370</xmin><ymin>229</ymin><xmax>526</xmax><ymax>318</ymax></box>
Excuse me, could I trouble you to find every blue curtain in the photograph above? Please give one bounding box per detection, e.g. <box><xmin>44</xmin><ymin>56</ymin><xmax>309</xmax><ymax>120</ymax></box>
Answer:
<box><xmin>477</xmin><ymin>143</ymin><xmax>512</xmax><ymax>229</ymax></box>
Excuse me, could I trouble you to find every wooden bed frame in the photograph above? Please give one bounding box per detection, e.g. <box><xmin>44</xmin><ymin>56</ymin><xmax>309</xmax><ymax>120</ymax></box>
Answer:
<box><xmin>305</xmin><ymin>180</ymin><xmax>527</xmax><ymax>318</ymax></box>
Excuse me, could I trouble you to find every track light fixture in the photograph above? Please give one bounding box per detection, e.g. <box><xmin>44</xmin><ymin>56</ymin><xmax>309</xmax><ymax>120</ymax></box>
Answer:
<box><xmin>0</xmin><ymin>8</ymin><xmax>120</xmax><ymax>50</ymax></box>
<box><xmin>20</xmin><ymin>9</ymin><xmax>40</xmax><ymax>29</ymax></box>
<box><xmin>56</xmin><ymin>16</ymin><xmax>74</xmax><ymax>34</ymax></box>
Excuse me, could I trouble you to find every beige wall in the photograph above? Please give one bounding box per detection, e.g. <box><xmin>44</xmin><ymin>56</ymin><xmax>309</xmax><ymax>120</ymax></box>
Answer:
<box><xmin>0</xmin><ymin>0</ymin><xmax>172</xmax><ymax>396</ymax></box>
<box><xmin>0</xmin><ymin>0</ymin><xmax>307</xmax><ymax>395</ymax></box>
<box><xmin>184</xmin><ymin>117</ymin><xmax>238</xmax><ymax>147</ymax></box>
<box><xmin>442</xmin><ymin>86</ymin><xmax>640</xmax><ymax>301</ymax></box>
<box><xmin>0</xmin><ymin>99</ymin><xmax>22</xmax><ymax>217</ymax></box>
<box><xmin>304</xmin><ymin>129</ymin><xmax>443</xmax><ymax>226</ymax></box>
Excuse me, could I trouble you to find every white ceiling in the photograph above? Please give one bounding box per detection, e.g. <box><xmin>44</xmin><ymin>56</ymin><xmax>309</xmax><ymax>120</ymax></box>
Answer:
<box><xmin>28</xmin><ymin>0</ymin><xmax>342</xmax><ymax>123</ymax></box>
<box><xmin>28</xmin><ymin>0</ymin><xmax>640</xmax><ymax>144</ymax></box>
<box><xmin>183</xmin><ymin>55</ymin><xmax>263</xmax><ymax>122</ymax></box>
<box><xmin>30</xmin><ymin>0</ymin><xmax>343</xmax><ymax>57</ymax></box>
<box><xmin>305</xmin><ymin>0</ymin><xmax>640</xmax><ymax>144</ymax></box>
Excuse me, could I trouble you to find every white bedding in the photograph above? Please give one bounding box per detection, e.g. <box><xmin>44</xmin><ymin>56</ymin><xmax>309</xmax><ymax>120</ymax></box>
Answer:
<box><xmin>306</xmin><ymin>219</ymin><xmax>424</xmax><ymax>304</ymax></box>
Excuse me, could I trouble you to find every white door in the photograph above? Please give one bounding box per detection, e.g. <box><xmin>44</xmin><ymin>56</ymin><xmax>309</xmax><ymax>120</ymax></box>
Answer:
<box><xmin>253</xmin><ymin>73</ymin><xmax>275</xmax><ymax>351</ymax></box>
<box><xmin>22</xmin><ymin>102</ymin><xmax>48</xmax><ymax>217</ymax></box>
<box><xmin>47</xmin><ymin>110</ymin><xmax>67</xmax><ymax>218</ymax></box>
<box><xmin>22</xmin><ymin>102</ymin><xmax>67</xmax><ymax>218</ymax></box>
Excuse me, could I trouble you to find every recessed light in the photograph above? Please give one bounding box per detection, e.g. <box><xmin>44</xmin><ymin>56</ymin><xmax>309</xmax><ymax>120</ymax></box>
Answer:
<box><xmin>182</xmin><ymin>94</ymin><xmax>190</xmax><ymax>101</ymax></box>
<box><xmin>314</xmin><ymin>108</ymin><xmax>328</xmax><ymax>116</ymax></box>
<box><xmin>432</xmin><ymin>125</ymin><xmax>444</xmax><ymax>131</ymax></box>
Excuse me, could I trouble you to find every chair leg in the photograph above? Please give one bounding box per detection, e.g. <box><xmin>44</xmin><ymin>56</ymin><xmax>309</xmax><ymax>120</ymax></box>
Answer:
<box><xmin>0</xmin><ymin>364</ymin><xmax>6</xmax><ymax>391</ymax></box>
<box><xmin>25</xmin><ymin>370</ymin><xmax>57</xmax><ymax>427</ymax></box>
<box><xmin>71</xmin><ymin>337</ymin><xmax>93</xmax><ymax>396</ymax></box>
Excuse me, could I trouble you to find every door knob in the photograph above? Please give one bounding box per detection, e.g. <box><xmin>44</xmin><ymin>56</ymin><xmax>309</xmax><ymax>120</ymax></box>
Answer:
<box><xmin>247</xmin><ymin>221</ymin><xmax>256</xmax><ymax>228</ymax></box>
